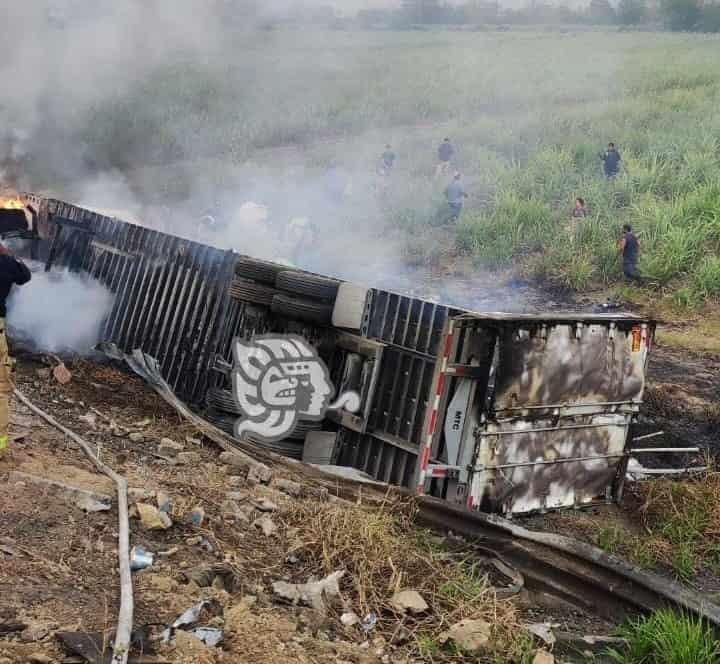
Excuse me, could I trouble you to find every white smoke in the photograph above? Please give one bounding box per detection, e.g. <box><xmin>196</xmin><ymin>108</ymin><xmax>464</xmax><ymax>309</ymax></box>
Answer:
<box><xmin>6</xmin><ymin>263</ymin><xmax>115</xmax><ymax>354</ymax></box>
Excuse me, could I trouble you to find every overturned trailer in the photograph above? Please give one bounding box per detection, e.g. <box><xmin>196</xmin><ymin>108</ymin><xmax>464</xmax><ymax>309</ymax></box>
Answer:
<box><xmin>15</xmin><ymin>195</ymin><xmax>655</xmax><ymax>516</ymax></box>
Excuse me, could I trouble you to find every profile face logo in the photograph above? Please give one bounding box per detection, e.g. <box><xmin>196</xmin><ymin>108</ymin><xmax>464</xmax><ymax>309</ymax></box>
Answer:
<box><xmin>231</xmin><ymin>334</ymin><xmax>360</xmax><ymax>443</ymax></box>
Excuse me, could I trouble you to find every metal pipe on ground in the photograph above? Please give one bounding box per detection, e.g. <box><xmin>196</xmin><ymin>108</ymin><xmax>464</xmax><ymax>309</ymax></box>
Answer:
<box><xmin>13</xmin><ymin>386</ymin><xmax>133</xmax><ymax>664</ymax></box>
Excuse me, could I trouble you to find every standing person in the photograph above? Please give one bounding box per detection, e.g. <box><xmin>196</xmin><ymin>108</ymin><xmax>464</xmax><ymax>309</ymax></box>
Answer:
<box><xmin>601</xmin><ymin>142</ymin><xmax>622</xmax><ymax>179</ymax></box>
<box><xmin>445</xmin><ymin>172</ymin><xmax>468</xmax><ymax>223</ymax></box>
<box><xmin>571</xmin><ymin>197</ymin><xmax>588</xmax><ymax>219</ymax></box>
<box><xmin>618</xmin><ymin>224</ymin><xmax>641</xmax><ymax>282</ymax></box>
<box><xmin>379</xmin><ymin>144</ymin><xmax>396</xmax><ymax>176</ymax></box>
<box><xmin>0</xmin><ymin>243</ymin><xmax>31</xmax><ymax>456</ymax></box>
<box><xmin>436</xmin><ymin>138</ymin><xmax>455</xmax><ymax>177</ymax></box>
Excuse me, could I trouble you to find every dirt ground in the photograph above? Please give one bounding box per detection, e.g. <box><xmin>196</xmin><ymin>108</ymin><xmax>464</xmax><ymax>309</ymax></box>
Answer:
<box><xmin>0</xmin><ymin>357</ymin><xmax>408</xmax><ymax>664</ymax></box>
<box><xmin>0</xmin><ymin>316</ymin><xmax>717</xmax><ymax>663</ymax></box>
<box><xmin>1</xmin><ymin>356</ymin><xmax>582</xmax><ymax>664</ymax></box>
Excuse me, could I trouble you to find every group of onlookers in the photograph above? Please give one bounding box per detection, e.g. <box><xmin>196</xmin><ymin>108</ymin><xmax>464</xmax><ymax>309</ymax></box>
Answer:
<box><xmin>378</xmin><ymin>138</ymin><xmax>640</xmax><ymax>282</ymax></box>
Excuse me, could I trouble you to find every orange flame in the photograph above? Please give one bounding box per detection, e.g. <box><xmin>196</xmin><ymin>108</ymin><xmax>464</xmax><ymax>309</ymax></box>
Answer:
<box><xmin>0</xmin><ymin>197</ymin><xmax>24</xmax><ymax>210</ymax></box>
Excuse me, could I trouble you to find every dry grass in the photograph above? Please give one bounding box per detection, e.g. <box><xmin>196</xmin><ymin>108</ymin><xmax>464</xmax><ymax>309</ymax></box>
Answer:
<box><xmin>284</xmin><ymin>497</ymin><xmax>531</xmax><ymax>661</ymax></box>
<box><xmin>620</xmin><ymin>472</ymin><xmax>720</xmax><ymax>580</ymax></box>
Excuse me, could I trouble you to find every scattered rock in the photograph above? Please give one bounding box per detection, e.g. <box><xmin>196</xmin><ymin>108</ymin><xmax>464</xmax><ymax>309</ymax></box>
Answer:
<box><xmin>177</xmin><ymin>452</ymin><xmax>201</xmax><ymax>465</ymax></box>
<box><xmin>218</xmin><ymin>451</ymin><xmax>245</xmax><ymax>467</ymax></box>
<box><xmin>306</xmin><ymin>485</ymin><xmax>329</xmax><ymax>501</ymax></box>
<box><xmin>221</xmin><ymin>500</ymin><xmax>251</xmax><ymax>522</ymax></box>
<box><xmin>36</xmin><ymin>368</ymin><xmax>51</xmax><ymax>380</ymax></box>
<box><xmin>273</xmin><ymin>478</ymin><xmax>303</xmax><ymax>497</ymax></box>
<box><xmin>112</xmin><ymin>426</ymin><xmax>129</xmax><ymax>437</ymax></box>
<box><xmin>247</xmin><ymin>462</ymin><xmax>273</xmax><ymax>485</ymax></box>
<box><xmin>53</xmin><ymin>362</ymin><xmax>72</xmax><ymax>384</ymax></box>
<box><xmin>137</xmin><ymin>503</ymin><xmax>173</xmax><ymax>530</ymax></box>
<box><xmin>439</xmin><ymin>619</ymin><xmax>492</xmax><ymax>653</ymax></box>
<box><xmin>28</xmin><ymin>655</ymin><xmax>52</xmax><ymax>664</ymax></box>
<box><xmin>186</xmin><ymin>536</ymin><xmax>203</xmax><ymax>546</ymax></box>
<box><xmin>186</xmin><ymin>436</ymin><xmax>202</xmax><ymax>446</ymax></box>
<box><xmin>158</xmin><ymin>438</ymin><xmax>184</xmax><ymax>457</ymax></box>
<box><xmin>390</xmin><ymin>590</ymin><xmax>428</xmax><ymax>615</ymax></box>
<box><xmin>147</xmin><ymin>574</ymin><xmax>176</xmax><ymax>593</ymax></box>
<box><xmin>533</xmin><ymin>650</ymin><xmax>555</xmax><ymax>664</ymax></box>
<box><xmin>341</xmin><ymin>612</ymin><xmax>360</xmax><ymax>627</ymax></box>
<box><xmin>156</xmin><ymin>491</ymin><xmax>173</xmax><ymax>514</ymax></box>
<box><xmin>526</xmin><ymin>623</ymin><xmax>557</xmax><ymax>647</ymax></box>
<box><xmin>272</xmin><ymin>570</ymin><xmax>345</xmax><ymax>612</ymax></box>
<box><xmin>253</xmin><ymin>515</ymin><xmax>278</xmax><ymax>537</ymax></box>
<box><xmin>186</xmin><ymin>506</ymin><xmax>205</xmax><ymax>527</ymax></box>
<box><xmin>212</xmin><ymin>575</ymin><xmax>226</xmax><ymax>591</ymax></box>
<box><xmin>128</xmin><ymin>432</ymin><xmax>145</xmax><ymax>443</ymax></box>
<box><xmin>20</xmin><ymin>621</ymin><xmax>52</xmax><ymax>643</ymax></box>
<box><xmin>78</xmin><ymin>412</ymin><xmax>98</xmax><ymax>429</ymax></box>
<box><xmin>391</xmin><ymin>626</ymin><xmax>411</xmax><ymax>645</ymax></box>
<box><xmin>226</xmin><ymin>491</ymin><xmax>246</xmax><ymax>501</ymax></box>
<box><xmin>227</xmin><ymin>476</ymin><xmax>245</xmax><ymax>487</ymax></box>
<box><xmin>158</xmin><ymin>546</ymin><xmax>180</xmax><ymax>557</ymax></box>
<box><xmin>254</xmin><ymin>498</ymin><xmax>278</xmax><ymax>512</ymax></box>
<box><xmin>133</xmin><ymin>418</ymin><xmax>153</xmax><ymax>428</ymax></box>
<box><xmin>187</xmin><ymin>566</ymin><xmax>216</xmax><ymax>588</ymax></box>
<box><xmin>173</xmin><ymin>629</ymin><xmax>215</xmax><ymax>664</ymax></box>
<box><xmin>9</xmin><ymin>472</ymin><xmax>112</xmax><ymax>513</ymax></box>
<box><xmin>128</xmin><ymin>487</ymin><xmax>155</xmax><ymax>504</ymax></box>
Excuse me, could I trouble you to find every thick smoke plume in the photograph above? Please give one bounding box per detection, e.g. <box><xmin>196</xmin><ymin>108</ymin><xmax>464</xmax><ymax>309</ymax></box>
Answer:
<box><xmin>1</xmin><ymin>2</ymin><xmax>551</xmax><ymax>314</ymax></box>
<box><xmin>7</xmin><ymin>264</ymin><xmax>115</xmax><ymax>355</ymax></box>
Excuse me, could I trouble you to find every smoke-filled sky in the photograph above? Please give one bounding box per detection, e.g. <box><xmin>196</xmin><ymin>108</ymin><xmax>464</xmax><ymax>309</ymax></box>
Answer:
<box><xmin>1</xmin><ymin>0</ymin><xmax>600</xmax><ymax>315</ymax></box>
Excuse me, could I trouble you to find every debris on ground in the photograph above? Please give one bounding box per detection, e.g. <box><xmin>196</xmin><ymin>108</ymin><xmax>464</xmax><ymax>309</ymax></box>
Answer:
<box><xmin>0</xmin><ymin>355</ymin><xmax>652</xmax><ymax>663</ymax></box>
<box><xmin>533</xmin><ymin>649</ymin><xmax>555</xmax><ymax>664</ymax></box>
<box><xmin>390</xmin><ymin>589</ymin><xmax>429</xmax><ymax>615</ymax></box>
<box><xmin>438</xmin><ymin>618</ymin><xmax>492</xmax><ymax>653</ymax></box>
<box><xmin>51</xmin><ymin>358</ymin><xmax>72</xmax><ymax>385</ymax></box>
<box><xmin>272</xmin><ymin>570</ymin><xmax>345</xmax><ymax>612</ymax></box>
<box><xmin>129</xmin><ymin>545</ymin><xmax>155</xmax><ymax>571</ymax></box>
<box><xmin>158</xmin><ymin>437</ymin><xmax>184</xmax><ymax>458</ymax></box>
<box><xmin>136</xmin><ymin>502</ymin><xmax>173</xmax><ymax>530</ymax></box>
<box><xmin>9</xmin><ymin>471</ymin><xmax>112</xmax><ymax>512</ymax></box>
<box><xmin>253</xmin><ymin>514</ymin><xmax>278</xmax><ymax>537</ymax></box>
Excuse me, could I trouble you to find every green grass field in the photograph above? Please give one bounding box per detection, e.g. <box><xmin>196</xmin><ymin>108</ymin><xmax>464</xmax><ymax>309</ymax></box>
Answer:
<box><xmin>60</xmin><ymin>29</ymin><xmax>720</xmax><ymax>307</ymax></box>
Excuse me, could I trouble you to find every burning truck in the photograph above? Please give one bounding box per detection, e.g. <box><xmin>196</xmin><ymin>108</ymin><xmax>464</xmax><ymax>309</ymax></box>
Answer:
<box><xmin>3</xmin><ymin>193</ymin><xmax>655</xmax><ymax>516</ymax></box>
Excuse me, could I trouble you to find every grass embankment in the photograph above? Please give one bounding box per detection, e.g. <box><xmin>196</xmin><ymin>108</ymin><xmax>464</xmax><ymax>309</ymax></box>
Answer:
<box><xmin>285</xmin><ymin>498</ymin><xmax>536</xmax><ymax>662</ymax></box>
<box><xmin>586</xmin><ymin>473</ymin><xmax>720</xmax><ymax>583</ymax></box>
<box><xmin>608</xmin><ymin>610</ymin><xmax>720</xmax><ymax>664</ymax></box>
<box><xmin>31</xmin><ymin>30</ymin><xmax>720</xmax><ymax>309</ymax></box>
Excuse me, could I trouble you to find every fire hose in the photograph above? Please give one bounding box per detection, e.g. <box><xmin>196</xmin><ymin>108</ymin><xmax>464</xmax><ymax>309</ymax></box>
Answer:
<box><xmin>12</xmin><ymin>386</ymin><xmax>133</xmax><ymax>664</ymax></box>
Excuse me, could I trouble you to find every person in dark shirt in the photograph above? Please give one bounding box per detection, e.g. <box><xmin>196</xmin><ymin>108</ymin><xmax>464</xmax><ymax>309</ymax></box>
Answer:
<box><xmin>602</xmin><ymin>143</ymin><xmax>622</xmax><ymax>179</ymax></box>
<box><xmin>0</xmin><ymin>244</ymin><xmax>31</xmax><ymax>456</ymax></box>
<box><xmin>618</xmin><ymin>224</ymin><xmax>641</xmax><ymax>282</ymax></box>
<box><xmin>445</xmin><ymin>172</ymin><xmax>468</xmax><ymax>222</ymax></box>
<box><xmin>571</xmin><ymin>197</ymin><xmax>588</xmax><ymax>219</ymax></box>
<box><xmin>379</xmin><ymin>145</ymin><xmax>396</xmax><ymax>176</ymax></box>
<box><xmin>435</xmin><ymin>138</ymin><xmax>455</xmax><ymax>177</ymax></box>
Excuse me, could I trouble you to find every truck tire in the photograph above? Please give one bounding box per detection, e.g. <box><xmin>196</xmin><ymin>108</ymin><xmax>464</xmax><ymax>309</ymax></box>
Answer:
<box><xmin>271</xmin><ymin>293</ymin><xmax>333</xmax><ymax>325</ymax></box>
<box><xmin>234</xmin><ymin>256</ymin><xmax>286</xmax><ymax>284</ymax></box>
<box><xmin>228</xmin><ymin>278</ymin><xmax>278</xmax><ymax>306</ymax></box>
<box><xmin>288</xmin><ymin>420</ymin><xmax>322</xmax><ymax>440</ymax></box>
<box><xmin>206</xmin><ymin>387</ymin><xmax>241</xmax><ymax>415</ymax></box>
<box><xmin>276</xmin><ymin>270</ymin><xmax>340</xmax><ymax>301</ymax></box>
<box><xmin>205</xmin><ymin>408</ymin><xmax>238</xmax><ymax>435</ymax></box>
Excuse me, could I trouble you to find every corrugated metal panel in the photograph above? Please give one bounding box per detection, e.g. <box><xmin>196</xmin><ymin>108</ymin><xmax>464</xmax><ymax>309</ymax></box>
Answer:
<box><xmin>43</xmin><ymin>199</ymin><xmax>236</xmax><ymax>406</ymax></box>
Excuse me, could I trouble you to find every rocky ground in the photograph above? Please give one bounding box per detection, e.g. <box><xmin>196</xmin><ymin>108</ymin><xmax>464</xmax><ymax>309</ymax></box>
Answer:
<box><xmin>0</xmin><ymin>356</ymin><xmax>571</xmax><ymax>664</ymax></box>
<box><xmin>0</xmin><ymin>314</ymin><xmax>717</xmax><ymax>664</ymax></box>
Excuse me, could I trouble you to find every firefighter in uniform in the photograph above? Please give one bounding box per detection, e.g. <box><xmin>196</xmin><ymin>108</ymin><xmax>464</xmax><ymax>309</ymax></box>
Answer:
<box><xmin>0</xmin><ymin>243</ymin><xmax>31</xmax><ymax>455</ymax></box>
